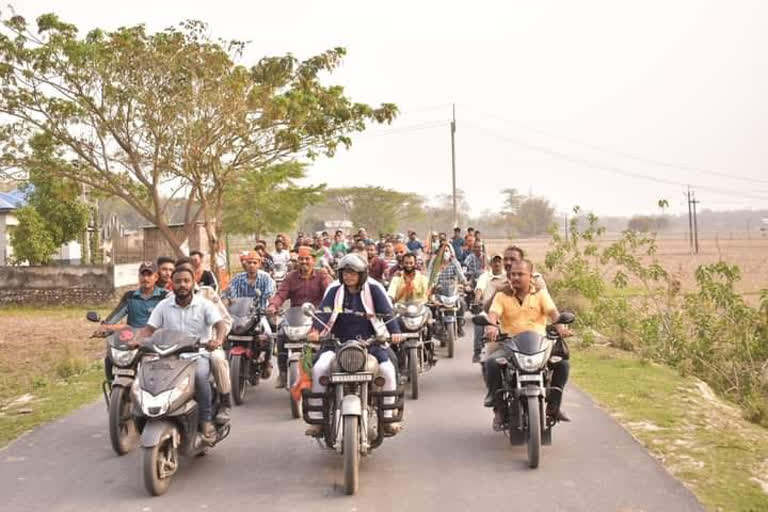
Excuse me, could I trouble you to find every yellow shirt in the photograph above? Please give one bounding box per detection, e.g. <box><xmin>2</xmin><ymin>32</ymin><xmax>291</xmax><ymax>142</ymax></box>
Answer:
<box><xmin>388</xmin><ymin>271</ymin><xmax>429</xmax><ymax>304</ymax></box>
<box><xmin>489</xmin><ymin>287</ymin><xmax>557</xmax><ymax>336</ymax></box>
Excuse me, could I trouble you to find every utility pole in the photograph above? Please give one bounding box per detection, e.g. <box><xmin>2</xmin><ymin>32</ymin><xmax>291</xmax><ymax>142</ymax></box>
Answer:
<box><xmin>692</xmin><ymin>191</ymin><xmax>700</xmax><ymax>254</ymax></box>
<box><xmin>564</xmin><ymin>213</ymin><xmax>569</xmax><ymax>243</ymax></box>
<box><xmin>450</xmin><ymin>103</ymin><xmax>457</xmax><ymax>228</ymax></box>
<box><xmin>686</xmin><ymin>187</ymin><xmax>693</xmax><ymax>251</ymax></box>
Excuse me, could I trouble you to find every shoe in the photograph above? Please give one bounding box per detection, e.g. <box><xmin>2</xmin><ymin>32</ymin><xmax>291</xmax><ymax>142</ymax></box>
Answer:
<box><xmin>492</xmin><ymin>409</ymin><xmax>505</xmax><ymax>431</ymax></box>
<box><xmin>201</xmin><ymin>421</ymin><xmax>216</xmax><ymax>445</ymax></box>
<box><xmin>304</xmin><ymin>424</ymin><xmax>324</xmax><ymax>437</ymax></box>
<box><xmin>275</xmin><ymin>371</ymin><xmax>287</xmax><ymax>388</ymax></box>
<box><xmin>557</xmin><ymin>409</ymin><xmax>572</xmax><ymax>422</ymax></box>
<box><xmin>261</xmin><ymin>361</ymin><xmax>273</xmax><ymax>380</ymax></box>
<box><xmin>472</xmin><ymin>354</ymin><xmax>481</xmax><ymax>364</ymax></box>
<box><xmin>215</xmin><ymin>393</ymin><xmax>232</xmax><ymax>424</ymax></box>
<box><xmin>382</xmin><ymin>422</ymin><xmax>403</xmax><ymax>435</ymax></box>
<box><xmin>483</xmin><ymin>391</ymin><xmax>494</xmax><ymax>407</ymax></box>
<box><xmin>547</xmin><ymin>404</ymin><xmax>571</xmax><ymax>422</ymax></box>
<box><xmin>458</xmin><ymin>327</ymin><xmax>465</xmax><ymax>337</ymax></box>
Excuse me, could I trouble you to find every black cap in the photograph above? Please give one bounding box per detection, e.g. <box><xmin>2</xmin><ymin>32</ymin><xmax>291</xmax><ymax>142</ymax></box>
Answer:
<box><xmin>138</xmin><ymin>261</ymin><xmax>157</xmax><ymax>274</ymax></box>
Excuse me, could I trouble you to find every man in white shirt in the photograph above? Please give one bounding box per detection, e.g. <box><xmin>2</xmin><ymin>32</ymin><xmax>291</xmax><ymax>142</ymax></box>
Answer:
<box><xmin>271</xmin><ymin>238</ymin><xmax>291</xmax><ymax>269</ymax></box>
<box><xmin>472</xmin><ymin>253</ymin><xmax>506</xmax><ymax>363</ymax></box>
<box><xmin>142</xmin><ymin>266</ymin><xmax>228</xmax><ymax>443</ymax></box>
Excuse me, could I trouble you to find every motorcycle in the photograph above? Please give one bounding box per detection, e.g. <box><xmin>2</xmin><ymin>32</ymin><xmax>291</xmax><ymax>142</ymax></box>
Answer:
<box><xmin>280</xmin><ymin>305</ymin><xmax>314</xmax><ymax>418</ymax></box>
<box><xmin>428</xmin><ymin>282</ymin><xmax>463</xmax><ymax>358</ymax></box>
<box><xmin>393</xmin><ymin>302</ymin><xmax>434</xmax><ymax>399</ymax></box>
<box><xmin>225</xmin><ymin>292</ymin><xmax>274</xmax><ymax>405</ymax></box>
<box><xmin>473</xmin><ymin>311</ymin><xmax>575</xmax><ymax>469</ymax></box>
<box><xmin>86</xmin><ymin>312</ymin><xmax>141</xmax><ymax>456</ymax></box>
<box><xmin>300</xmin><ymin>303</ymin><xmax>405</xmax><ymax>495</ymax></box>
<box><xmin>133</xmin><ymin>329</ymin><xmax>230</xmax><ymax>495</ymax></box>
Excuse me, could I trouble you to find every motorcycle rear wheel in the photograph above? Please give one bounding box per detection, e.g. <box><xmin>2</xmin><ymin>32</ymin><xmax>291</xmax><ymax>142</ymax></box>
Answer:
<box><xmin>526</xmin><ymin>396</ymin><xmax>541</xmax><ymax>469</ymax></box>
<box><xmin>408</xmin><ymin>347</ymin><xmax>419</xmax><ymax>400</ymax></box>
<box><xmin>343</xmin><ymin>415</ymin><xmax>360</xmax><ymax>495</ymax></box>
<box><xmin>142</xmin><ymin>425</ymin><xmax>176</xmax><ymax>496</ymax></box>
<box><xmin>230</xmin><ymin>355</ymin><xmax>248</xmax><ymax>405</ymax></box>
<box><xmin>109</xmin><ymin>385</ymin><xmax>138</xmax><ymax>456</ymax></box>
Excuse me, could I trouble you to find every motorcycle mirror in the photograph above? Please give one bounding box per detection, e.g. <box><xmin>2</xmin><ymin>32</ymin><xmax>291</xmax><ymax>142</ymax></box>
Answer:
<box><xmin>556</xmin><ymin>311</ymin><xmax>575</xmax><ymax>325</ymax></box>
<box><xmin>86</xmin><ymin>311</ymin><xmax>101</xmax><ymax>323</ymax></box>
<box><xmin>472</xmin><ymin>312</ymin><xmax>493</xmax><ymax>326</ymax></box>
<box><xmin>301</xmin><ymin>302</ymin><xmax>316</xmax><ymax>317</ymax></box>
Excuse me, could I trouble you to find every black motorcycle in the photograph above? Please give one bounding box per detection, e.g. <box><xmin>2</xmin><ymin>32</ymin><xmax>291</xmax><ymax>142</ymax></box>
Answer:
<box><xmin>393</xmin><ymin>302</ymin><xmax>434</xmax><ymax>399</ymax></box>
<box><xmin>134</xmin><ymin>329</ymin><xmax>230</xmax><ymax>495</ymax></box>
<box><xmin>86</xmin><ymin>312</ymin><xmax>141</xmax><ymax>456</ymax></box>
<box><xmin>473</xmin><ymin>311</ymin><xmax>574</xmax><ymax>469</ymax></box>
<box><xmin>225</xmin><ymin>292</ymin><xmax>274</xmax><ymax>404</ymax></box>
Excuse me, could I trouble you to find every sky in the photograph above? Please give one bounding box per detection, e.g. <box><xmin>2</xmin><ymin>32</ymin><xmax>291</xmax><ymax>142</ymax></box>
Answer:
<box><xmin>11</xmin><ymin>0</ymin><xmax>768</xmax><ymax>217</ymax></box>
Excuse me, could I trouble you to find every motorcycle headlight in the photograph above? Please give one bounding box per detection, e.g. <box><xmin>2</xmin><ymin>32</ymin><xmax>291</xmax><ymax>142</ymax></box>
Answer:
<box><xmin>284</xmin><ymin>326</ymin><xmax>310</xmax><ymax>341</ymax></box>
<box><xmin>140</xmin><ymin>376</ymin><xmax>190</xmax><ymax>417</ymax></box>
<box><xmin>439</xmin><ymin>295</ymin><xmax>457</xmax><ymax>306</ymax></box>
<box><xmin>110</xmin><ymin>347</ymin><xmax>138</xmax><ymax>367</ymax></box>
<box><xmin>514</xmin><ymin>351</ymin><xmax>548</xmax><ymax>372</ymax></box>
<box><xmin>403</xmin><ymin>317</ymin><xmax>425</xmax><ymax>331</ymax></box>
<box><xmin>337</xmin><ymin>344</ymin><xmax>367</xmax><ymax>373</ymax></box>
<box><xmin>406</xmin><ymin>304</ymin><xmax>419</xmax><ymax>315</ymax></box>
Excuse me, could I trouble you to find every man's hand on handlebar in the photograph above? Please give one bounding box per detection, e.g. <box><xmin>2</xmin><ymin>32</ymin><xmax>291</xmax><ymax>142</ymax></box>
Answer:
<box><xmin>308</xmin><ymin>330</ymin><xmax>320</xmax><ymax>343</ymax></box>
<box><xmin>484</xmin><ymin>325</ymin><xmax>499</xmax><ymax>343</ymax></box>
<box><xmin>555</xmin><ymin>324</ymin><xmax>572</xmax><ymax>338</ymax></box>
<box><xmin>207</xmin><ymin>337</ymin><xmax>224</xmax><ymax>351</ymax></box>
<box><xmin>390</xmin><ymin>333</ymin><xmax>404</xmax><ymax>345</ymax></box>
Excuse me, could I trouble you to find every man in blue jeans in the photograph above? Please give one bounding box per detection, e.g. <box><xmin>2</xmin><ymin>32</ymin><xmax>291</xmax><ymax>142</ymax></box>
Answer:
<box><xmin>141</xmin><ymin>266</ymin><xmax>228</xmax><ymax>444</ymax></box>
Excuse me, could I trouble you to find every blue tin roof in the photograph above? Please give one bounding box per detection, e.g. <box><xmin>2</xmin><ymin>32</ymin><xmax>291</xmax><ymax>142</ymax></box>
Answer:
<box><xmin>0</xmin><ymin>189</ymin><xmax>27</xmax><ymax>211</ymax></box>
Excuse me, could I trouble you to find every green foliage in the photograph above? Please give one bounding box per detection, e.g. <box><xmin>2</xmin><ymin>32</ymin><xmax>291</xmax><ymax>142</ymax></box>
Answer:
<box><xmin>545</xmin><ymin>207</ymin><xmax>768</xmax><ymax>426</ymax></box>
<box><xmin>0</xmin><ymin>12</ymin><xmax>397</xmax><ymax>257</ymax></box>
<box><xmin>325</xmin><ymin>186</ymin><xmax>425</xmax><ymax>234</ymax></box>
<box><xmin>9</xmin><ymin>206</ymin><xmax>58</xmax><ymax>264</ymax></box>
<box><xmin>221</xmin><ymin>161</ymin><xmax>324</xmax><ymax>236</ymax></box>
<box><xmin>500</xmin><ymin>192</ymin><xmax>555</xmax><ymax>237</ymax></box>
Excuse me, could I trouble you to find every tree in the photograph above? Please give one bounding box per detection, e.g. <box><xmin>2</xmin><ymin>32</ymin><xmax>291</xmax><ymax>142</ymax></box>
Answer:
<box><xmin>501</xmin><ymin>188</ymin><xmax>524</xmax><ymax>216</ymax></box>
<box><xmin>0</xmin><ymin>13</ymin><xmax>397</xmax><ymax>271</ymax></box>
<box><xmin>9</xmin><ymin>206</ymin><xmax>58</xmax><ymax>264</ymax></box>
<box><xmin>221</xmin><ymin>161</ymin><xmax>324</xmax><ymax>237</ymax></box>
<box><xmin>325</xmin><ymin>186</ymin><xmax>425</xmax><ymax>234</ymax></box>
<box><xmin>514</xmin><ymin>197</ymin><xmax>555</xmax><ymax>237</ymax></box>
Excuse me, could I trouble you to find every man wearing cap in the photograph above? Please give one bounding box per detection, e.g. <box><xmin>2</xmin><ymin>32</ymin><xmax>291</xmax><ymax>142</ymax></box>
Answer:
<box><xmin>99</xmin><ymin>262</ymin><xmax>168</xmax><ymax>382</ymax></box>
<box><xmin>266</xmin><ymin>247</ymin><xmax>332</xmax><ymax>387</ymax></box>
<box><xmin>472</xmin><ymin>253</ymin><xmax>506</xmax><ymax>363</ymax></box>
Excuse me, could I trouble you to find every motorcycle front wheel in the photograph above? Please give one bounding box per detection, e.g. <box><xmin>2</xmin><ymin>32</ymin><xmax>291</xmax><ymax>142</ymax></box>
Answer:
<box><xmin>446</xmin><ymin>322</ymin><xmax>456</xmax><ymax>358</ymax></box>
<box><xmin>408</xmin><ymin>347</ymin><xmax>419</xmax><ymax>399</ymax></box>
<box><xmin>142</xmin><ymin>424</ymin><xmax>177</xmax><ymax>496</ymax></box>
<box><xmin>288</xmin><ymin>361</ymin><xmax>301</xmax><ymax>419</ymax></box>
<box><xmin>108</xmin><ymin>385</ymin><xmax>138</xmax><ymax>456</ymax></box>
<box><xmin>343</xmin><ymin>415</ymin><xmax>360</xmax><ymax>495</ymax></box>
<box><xmin>526</xmin><ymin>396</ymin><xmax>541</xmax><ymax>469</ymax></box>
<box><xmin>230</xmin><ymin>354</ymin><xmax>248</xmax><ymax>405</ymax></box>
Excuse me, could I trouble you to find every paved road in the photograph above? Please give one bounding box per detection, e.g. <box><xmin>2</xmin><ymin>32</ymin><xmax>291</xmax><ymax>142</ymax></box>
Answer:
<box><xmin>1</xmin><ymin>333</ymin><xmax>703</xmax><ymax>512</ymax></box>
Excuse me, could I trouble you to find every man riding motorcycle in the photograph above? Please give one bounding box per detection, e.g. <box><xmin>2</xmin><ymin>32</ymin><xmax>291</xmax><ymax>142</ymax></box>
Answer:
<box><xmin>483</xmin><ymin>259</ymin><xmax>571</xmax><ymax>428</ymax></box>
<box><xmin>100</xmin><ymin>262</ymin><xmax>168</xmax><ymax>382</ymax></box>
<box><xmin>305</xmin><ymin>253</ymin><xmax>404</xmax><ymax>436</ymax></box>
<box><xmin>266</xmin><ymin>247</ymin><xmax>332</xmax><ymax>388</ymax></box>
<box><xmin>427</xmin><ymin>242</ymin><xmax>468</xmax><ymax>336</ymax></box>
<box><xmin>471</xmin><ymin>253</ymin><xmax>506</xmax><ymax>363</ymax></box>
<box><xmin>222</xmin><ymin>251</ymin><xmax>276</xmax><ymax>378</ymax></box>
<box><xmin>138</xmin><ymin>266</ymin><xmax>229</xmax><ymax>444</ymax></box>
<box><xmin>387</xmin><ymin>253</ymin><xmax>429</xmax><ymax>305</ymax></box>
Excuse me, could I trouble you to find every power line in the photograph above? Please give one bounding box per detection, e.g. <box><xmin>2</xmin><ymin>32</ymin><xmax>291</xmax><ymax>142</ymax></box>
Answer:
<box><xmin>463</xmin><ymin>105</ymin><xmax>768</xmax><ymax>187</ymax></box>
<box><xmin>356</xmin><ymin>121</ymin><xmax>448</xmax><ymax>138</ymax></box>
<box><xmin>462</xmin><ymin>121</ymin><xmax>768</xmax><ymax>202</ymax></box>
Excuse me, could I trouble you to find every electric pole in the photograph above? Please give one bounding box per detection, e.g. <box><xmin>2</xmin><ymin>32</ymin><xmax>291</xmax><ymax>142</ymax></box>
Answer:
<box><xmin>687</xmin><ymin>187</ymin><xmax>693</xmax><ymax>251</ymax></box>
<box><xmin>564</xmin><ymin>213</ymin><xmax>569</xmax><ymax>243</ymax></box>
<box><xmin>451</xmin><ymin>103</ymin><xmax>457</xmax><ymax>228</ymax></box>
<box><xmin>692</xmin><ymin>191</ymin><xmax>700</xmax><ymax>254</ymax></box>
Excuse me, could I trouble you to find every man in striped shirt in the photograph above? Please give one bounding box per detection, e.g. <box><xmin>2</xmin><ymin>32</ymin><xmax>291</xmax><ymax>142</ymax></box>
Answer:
<box><xmin>222</xmin><ymin>251</ymin><xmax>276</xmax><ymax>310</ymax></box>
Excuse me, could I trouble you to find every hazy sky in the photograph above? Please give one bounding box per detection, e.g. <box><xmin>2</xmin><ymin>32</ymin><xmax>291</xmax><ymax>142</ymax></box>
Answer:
<box><xmin>12</xmin><ymin>0</ymin><xmax>768</xmax><ymax>217</ymax></box>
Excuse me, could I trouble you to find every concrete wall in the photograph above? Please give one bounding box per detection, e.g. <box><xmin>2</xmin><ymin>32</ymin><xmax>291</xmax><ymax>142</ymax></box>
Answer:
<box><xmin>0</xmin><ymin>265</ymin><xmax>116</xmax><ymax>306</ymax></box>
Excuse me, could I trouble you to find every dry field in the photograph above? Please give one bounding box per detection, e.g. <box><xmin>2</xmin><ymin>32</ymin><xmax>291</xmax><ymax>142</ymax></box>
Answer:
<box><xmin>485</xmin><ymin>236</ymin><xmax>768</xmax><ymax>299</ymax></box>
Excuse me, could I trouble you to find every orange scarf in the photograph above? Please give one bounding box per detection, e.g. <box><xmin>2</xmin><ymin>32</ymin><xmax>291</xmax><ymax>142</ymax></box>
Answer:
<box><xmin>396</xmin><ymin>271</ymin><xmax>416</xmax><ymax>302</ymax></box>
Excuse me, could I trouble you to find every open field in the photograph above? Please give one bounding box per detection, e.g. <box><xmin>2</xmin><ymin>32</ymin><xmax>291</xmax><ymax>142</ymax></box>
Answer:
<box><xmin>485</xmin><ymin>236</ymin><xmax>768</xmax><ymax>298</ymax></box>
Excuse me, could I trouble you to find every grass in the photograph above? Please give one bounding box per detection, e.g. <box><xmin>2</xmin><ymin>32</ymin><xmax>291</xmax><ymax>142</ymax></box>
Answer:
<box><xmin>0</xmin><ymin>361</ymin><xmax>104</xmax><ymax>449</ymax></box>
<box><xmin>572</xmin><ymin>345</ymin><xmax>768</xmax><ymax>512</ymax></box>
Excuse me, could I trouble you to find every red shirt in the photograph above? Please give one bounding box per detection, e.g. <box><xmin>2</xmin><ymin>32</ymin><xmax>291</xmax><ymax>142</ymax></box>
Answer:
<box><xmin>269</xmin><ymin>269</ymin><xmax>332</xmax><ymax>309</ymax></box>
<box><xmin>368</xmin><ymin>256</ymin><xmax>387</xmax><ymax>282</ymax></box>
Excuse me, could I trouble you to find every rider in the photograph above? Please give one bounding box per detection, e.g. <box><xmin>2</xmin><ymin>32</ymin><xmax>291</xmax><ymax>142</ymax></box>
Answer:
<box><xmin>450</xmin><ymin>227</ymin><xmax>466</xmax><ymax>263</ymax></box>
<box><xmin>406</xmin><ymin>230</ymin><xmax>424</xmax><ymax>256</ymax></box>
<box><xmin>222</xmin><ymin>251</ymin><xmax>276</xmax><ymax>378</ymax></box>
<box><xmin>330</xmin><ymin>231</ymin><xmax>349</xmax><ymax>256</ymax></box>
<box><xmin>365</xmin><ymin>241</ymin><xmax>388</xmax><ymax>283</ymax></box>
<box><xmin>266</xmin><ymin>247</ymin><xmax>332</xmax><ymax>388</ymax></box>
<box><xmin>305</xmin><ymin>253</ymin><xmax>404</xmax><ymax>436</ymax></box>
<box><xmin>141</xmin><ymin>265</ymin><xmax>229</xmax><ymax>444</ymax></box>
<box><xmin>383</xmin><ymin>243</ymin><xmax>408</xmax><ymax>282</ymax></box>
<box><xmin>463</xmin><ymin>243</ymin><xmax>486</xmax><ymax>282</ymax></box>
<box><xmin>189</xmin><ymin>250</ymin><xmax>219</xmax><ymax>291</ymax></box>
<box><xmin>100</xmin><ymin>262</ymin><xmax>168</xmax><ymax>382</ymax></box>
<box><xmin>156</xmin><ymin>256</ymin><xmax>176</xmax><ymax>291</ymax></box>
<box><xmin>483</xmin><ymin>259</ymin><xmax>571</xmax><ymax>428</ymax></box>
<box><xmin>271</xmin><ymin>238</ymin><xmax>291</xmax><ymax>270</ymax></box>
<box><xmin>471</xmin><ymin>253</ymin><xmax>505</xmax><ymax>363</ymax></box>
<box><xmin>387</xmin><ymin>252</ymin><xmax>429</xmax><ymax>305</ymax></box>
<box><xmin>427</xmin><ymin>242</ymin><xmax>468</xmax><ymax>336</ymax></box>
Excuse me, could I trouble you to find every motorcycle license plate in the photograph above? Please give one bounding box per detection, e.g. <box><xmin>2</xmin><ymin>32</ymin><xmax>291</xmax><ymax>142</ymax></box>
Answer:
<box><xmin>284</xmin><ymin>343</ymin><xmax>306</xmax><ymax>349</ymax></box>
<box><xmin>330</xmin><ymin>373</ymin><xmax>373</xmax><ymax>383</ymax></box>
<box><xmin>114</xmin><ymin>368</ymin><xmax>135</xmax><ymax>376</ymax></box>
<box><xmin>228</xmin><ymin>335</ymin><xmax>254</xmax><ymax>342</ymax></box>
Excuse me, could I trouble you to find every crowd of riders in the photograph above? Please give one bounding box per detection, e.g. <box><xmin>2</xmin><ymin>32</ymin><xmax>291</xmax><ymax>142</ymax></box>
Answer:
<box><xmin>97</xmin><ymin>224</ymin><xmax>572</xmax><ymax>455</ymax></box>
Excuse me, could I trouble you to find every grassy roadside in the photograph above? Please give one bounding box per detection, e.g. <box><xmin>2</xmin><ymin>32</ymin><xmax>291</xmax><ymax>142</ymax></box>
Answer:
<box><xmin>0</xmin><ymin>305</ymin><xmax>112</xmax><ymax>449</ymax></box>
<box><xmin>572</xmin><ymin>345</ymin><xmax>768</xmax><ymax>512</ymax></box>
<box><xmin>0</xmin><ymin>363</ymin><xmax>103</xmax><ymax>448</ymax></box>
